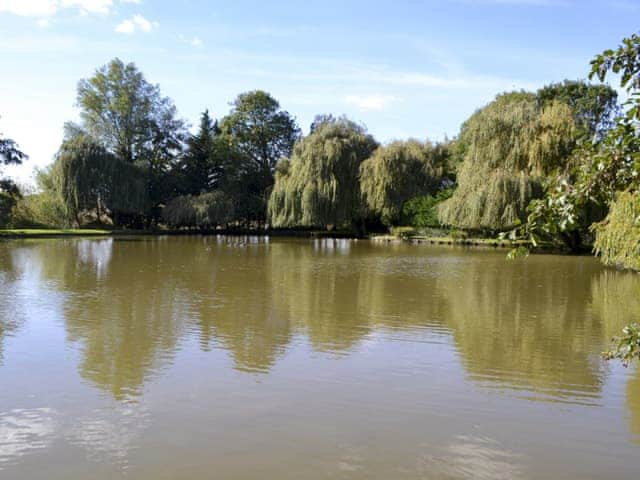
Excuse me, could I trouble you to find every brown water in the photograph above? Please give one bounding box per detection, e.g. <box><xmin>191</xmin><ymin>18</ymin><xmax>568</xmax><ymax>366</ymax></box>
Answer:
<box><xmin>0</xmin><ymin>236</ymin><xmax>638</xmax><ymax>479</ymax></box>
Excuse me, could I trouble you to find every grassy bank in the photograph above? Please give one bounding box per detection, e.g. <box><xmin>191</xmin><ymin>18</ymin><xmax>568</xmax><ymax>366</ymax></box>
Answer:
<box><xmin>0</xmin><ymin>229</ymin><xmax>111</xmax><ymax>238</ymax></box>
<box><xmin>0</xmin><ymin>228</ymin><xmax>359</xmax><ymax>239</ymax></box>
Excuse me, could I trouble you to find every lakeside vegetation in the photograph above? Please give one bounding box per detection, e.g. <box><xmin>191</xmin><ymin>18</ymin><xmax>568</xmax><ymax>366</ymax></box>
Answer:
<box><xmin>0</xmin><ymin>36</ymin><xmax>632</xmax><ymax>254</ymax></box>
<box><xmin>1</xmin><ymin>33</ymin><xmax>639</xmax><ymax>361</ymax></box>
<box><xmin>0</xmin><ymin>228</ymin><xmax>110</xmax><ymax>237</ymax></box>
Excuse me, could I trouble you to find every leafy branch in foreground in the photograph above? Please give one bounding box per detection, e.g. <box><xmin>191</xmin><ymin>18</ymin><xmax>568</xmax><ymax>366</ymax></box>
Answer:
<box><xmin>603</xmin><ymin>323</ymin><xmax>640</xmax><ymax>367</ymax></box>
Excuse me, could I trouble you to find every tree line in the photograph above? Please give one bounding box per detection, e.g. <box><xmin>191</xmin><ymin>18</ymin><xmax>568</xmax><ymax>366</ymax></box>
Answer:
<box><xmin>0</xmin><ymin>34</ymin><xmax>638</xmax><ymax>269</ymax></box>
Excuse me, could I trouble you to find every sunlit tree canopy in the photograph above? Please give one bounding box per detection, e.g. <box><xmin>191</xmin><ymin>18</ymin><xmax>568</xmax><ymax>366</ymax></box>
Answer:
<box><xmin>360</xmin><ymin>139</ymin><xmax>449</xmax><ymax>226</ymax></box>
<box><xmin>268</xmin><ymin>118</ymin><xmax>377</xmax><ymax>229</ymax></box>
<box><xmin>438</xmin><ymin>92</ymin><xmax>576</xmax><ymax>231</ymax></box>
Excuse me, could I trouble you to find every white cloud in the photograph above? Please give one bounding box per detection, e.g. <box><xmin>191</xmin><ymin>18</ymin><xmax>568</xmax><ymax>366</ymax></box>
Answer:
<box><xmin>115</xmin><ymin>14</ymin><xmax>157</xmax><ymax>34</ymax></box>
<box><xmin>0</xmin><ymin>0</ymin><xmax>60</xmax><ymax>16</ymax></box>
<box><xmin>345</xmin><ymin>94</ymin><xmax>399</xmax><ymax>111</ymax></box>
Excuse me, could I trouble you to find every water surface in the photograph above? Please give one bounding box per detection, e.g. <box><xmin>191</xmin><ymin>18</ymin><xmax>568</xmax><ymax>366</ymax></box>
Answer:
<box><xmin>0</xmin><ymin>236</ymin><xmax>638</xmax><ymax>479</ymax></box>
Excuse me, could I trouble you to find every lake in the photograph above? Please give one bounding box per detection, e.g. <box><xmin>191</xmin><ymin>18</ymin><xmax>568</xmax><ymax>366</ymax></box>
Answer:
<box><xmin>0</xmin><ymin>236</ymin><xmax>638</xmax><ymax>479</ymax></box>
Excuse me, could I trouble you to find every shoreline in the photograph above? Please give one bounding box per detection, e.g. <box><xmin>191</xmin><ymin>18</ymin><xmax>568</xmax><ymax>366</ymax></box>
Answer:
<box><xmin>0</xmin><ymin>228</ymin><xmax>575</xmax><ymax>254</ymax></box>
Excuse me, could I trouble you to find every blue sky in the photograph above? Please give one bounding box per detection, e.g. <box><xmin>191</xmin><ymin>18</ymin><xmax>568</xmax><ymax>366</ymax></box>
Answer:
<box><xmin>0</xmin><ymin>0</ymin><xmax>638</xmax><ymax>182</ymax></box>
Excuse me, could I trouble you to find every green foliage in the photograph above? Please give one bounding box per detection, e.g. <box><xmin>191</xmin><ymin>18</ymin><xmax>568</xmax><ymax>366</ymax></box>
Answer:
<box><xmin>74</xmin><ymin>58</ymin><xmax>186</xmax><ymax>165</ymax></box>
<box><xmin>536</xmin><ymin>80</ymin><xmax>618</xmax><ymax>137</ymax></box>
<box><xmin>0</xmin><ymin>121</ymin><xmax>27</xmax><ymax>166</ymax></box>
<box><xmin>162</xmin><ymin>191</ymin><xmax>234</xmax><ymax>228</ymax></box>
<box><xmin>221</xmin><ymin>90</ymin><xmax>300</xmax><ymax>174</ymax></box>
<box><xmin>499</xmin><ymin>32</ymin><xmax>640</xmax><ymax>365</ymax></box>
<box><xmin>55</xmin><ymin>135</ymin><xmax>148</xmax><ymax>224</ymax></box>
<box><xmin>603</xmin><ymin>323</ymin><xmax>640</xmax><ymax>367</ymax></box>
<box><xmin>507</xmin><ymin>246</ymin><xmax>530</xmax><ymax>260</ymax></box>
<box><xmin>389</xmin><ymin>226</ymin><xmax>418</xmax><ymax>239</ymax></box>
<box><xmin>0</xmin><ymin>191</ymin><xmax>18</xmax><ymax>227</ymax></box>
<box><xmin>11</xmin><ymin>192</ymin><xmax>68</xmax><ymax>228</ymax></box>
<box><xmin>360</xmin><ymin>140</ymin><xmax>449</xmax><ymax>226</ymax></box>
<box><xmin>268</xmin><ymin>118</ymin><xmax>377</xmax><ymax>229</ymax></box>
<box><xmin>72</xmin><ymin>58</ymin><xmax>186</xmax><ymax>222</ymax></box>
<box><xmin>438</xmin><ymin>93</ymin><xmax>577</xmax><ymax>231</ymax></box>
<box><xmin>178</xmin><ymin>110</ymin><xmax>224</xmax><ymax>195</ymax></box>
<box><xmin>10</xmin><ymin>169</ymin><xmax>68</xmax><ymax>228</ymax></box>
<box><xmin>593</xmin><ymin>191</ymin><xmax>640</xmax><ymax>271</ymax></box>
<box><xmin>309</xmin><ymin>114</ymin><xmax>337</xmax><ymax>133</ymax></box>
<box><xmin>220</xmin><ymin>90</ymin><xmax>301</xmax><ymax>223</ymax></box>
<box><xmin>0</xmin><ymin>120</ymin><xmax>27</xmax><ymax>226</ymax></box>
<box><xmin>591</xmin><ymin>33</ymin><xmax>640</xmax><ymax>110</ymax></box>
<box><xmin>401</xmin><ymin>188</ymin><xmax>453</xmax><ymax>228</ymax></box>
<box><xmin>511</xmin><ymin>33</ymin><xmax>640</xmax><ymax>254</ymax></box>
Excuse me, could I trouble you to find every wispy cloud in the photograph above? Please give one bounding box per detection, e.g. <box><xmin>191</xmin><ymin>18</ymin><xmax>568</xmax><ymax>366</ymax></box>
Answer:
<box><xmin>345</xmin><ymin>95</ymin><xmax>399</xmax><ymax>111</ymax></box>
<box><xmin>115</xmin><ymin>14</ymin><xmax>157</xmax><ymax>34</ymax></box>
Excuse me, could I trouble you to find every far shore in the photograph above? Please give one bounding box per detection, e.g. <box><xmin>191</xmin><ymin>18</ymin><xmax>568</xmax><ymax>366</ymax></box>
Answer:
<box><xmin>0</xmin><ymin>228</ymin><xmax>567</xmax><ymax>253</ymax></box>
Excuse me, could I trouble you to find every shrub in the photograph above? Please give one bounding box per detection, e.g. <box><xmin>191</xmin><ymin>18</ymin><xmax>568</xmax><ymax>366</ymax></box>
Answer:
<box><xmin>11</xmin><ymin>191</ymin><xmax>69</xmax><ymax>228</ymax></box>
<box><xmin>400</xmin><ymin>189</ymin><xmax>453</xmax><ymax>228</ymax></box>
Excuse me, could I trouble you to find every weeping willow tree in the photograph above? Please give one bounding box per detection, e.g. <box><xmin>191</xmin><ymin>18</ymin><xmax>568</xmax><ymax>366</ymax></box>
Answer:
<box><xmin>438</xmin><ymin>92</ymin><xmax>576</xmax><ymax>231</ymax></box>
<box><xmin>593</xmin><ymin>191</ymin><xmax>640</xmax><ymax>271</ymax></box>
<box><xmin>360</xmin><ymin>139</ymin><xmax>449</xmax><ymax>226</ymax></box>
<box><xmin>55</xmin><ymin>135</ymin><xmax>148</xmax><ymax>225</ymax></box>
<box><xmin>268</xmin><ymin>118</ymin><xmax>378</xmax><ymax>231</ymax></box>
<box><xmin>162</xmin><ymin>191</ymin><xmax>234</xmax><ymax>229</ymax></box>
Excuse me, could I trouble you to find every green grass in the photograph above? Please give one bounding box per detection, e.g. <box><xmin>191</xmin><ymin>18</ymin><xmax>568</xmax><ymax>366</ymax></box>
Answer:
<box><xmin>0</xmin><ymin>228</ymin><xmax>111</xmax><ymax>237</ymax></box>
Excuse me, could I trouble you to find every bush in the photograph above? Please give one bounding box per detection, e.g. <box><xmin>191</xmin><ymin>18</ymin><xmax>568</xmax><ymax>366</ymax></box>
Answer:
<box><xmin>400</xmin><ymin>189</ymin><xmax>453</xmax><ymax>228</ymax></box>
<box><xmin>11</xmin><ymin>192</ymin><xmax>69</xmax><ymax>228</ymax></box>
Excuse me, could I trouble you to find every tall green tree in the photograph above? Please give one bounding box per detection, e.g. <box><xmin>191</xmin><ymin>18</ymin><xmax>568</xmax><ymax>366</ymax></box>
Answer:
<box><xmin>360</xmin><ymin>140</ymin><xmax>449</xmax><ymax>226</ymax></box>
<box><xmin>438</xmin><ymin>92</ymin><xmax>576</xmax><ymax>232</ymax></box>
<box><xmin>221</xmin><ymin>90</ymin><xmax>300</xmax><ymax>175</ymax></box>
<box><xmin>71</xmin><ymin>59</ymin><xmax>186</xmax><ymax>223</ymax></box>
<box><xmin>220</xmin><ymin>91</ymin><xmax>300</xmax><ymax>223</ymax></box>
<box><xmin>268</xmin><ymin>118</ymin><xmax>377</xmax><ymax>232</ymax></box>
<box><xmin>178</xmin><ymin>110</ymin><xmax>224</xmax><ymax>195</ymax></box>
<box><xmin>74</xmin><ymin>58</ymin><xmax>186</xmax><ymax>164</ymax></box>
